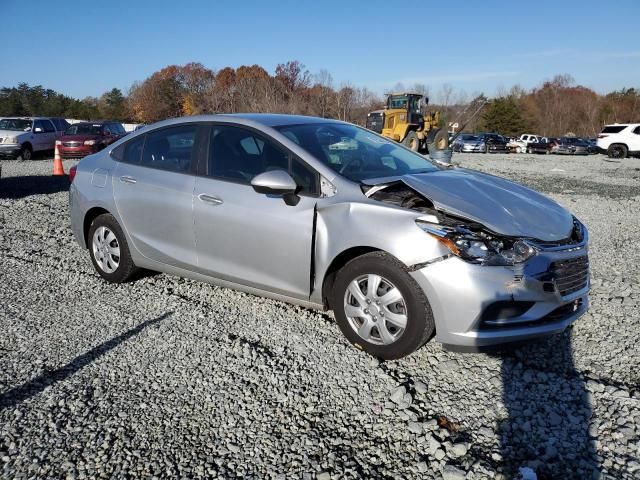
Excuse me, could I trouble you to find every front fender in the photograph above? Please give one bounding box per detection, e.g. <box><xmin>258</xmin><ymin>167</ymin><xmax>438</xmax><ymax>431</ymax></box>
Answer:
<box><xmin>312</xmin><ymin>200</ymin><xmax>449</xmax><ymax>304</ymax></box>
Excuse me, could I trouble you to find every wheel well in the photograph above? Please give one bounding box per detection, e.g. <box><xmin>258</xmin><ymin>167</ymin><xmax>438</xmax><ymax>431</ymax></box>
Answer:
<box><xmin>609</xmin><ymin>143</ymin><xmax>628</xmax><ymax>149</ymax></box>
<box><xmin>321</xmin><ymin>246</ymin><xmax>381</xmax><ymax>308</ymax></box>
<box><xmin>21</xmin><ymin>142</ymin><xmax>32</xmax><ymax>150</ymax></box>
<box><xmin>83</xmin><ymin>207</ymin><xmax>110</xmax><ymax>247</ymax></box>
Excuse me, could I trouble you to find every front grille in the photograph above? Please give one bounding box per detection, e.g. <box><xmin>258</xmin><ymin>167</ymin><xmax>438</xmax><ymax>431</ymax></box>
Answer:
<box><xmin>63</xmin><ymin>141</ymin><xmax>82</xmax><ymax>147</ymax></box>
<box><xmin>551</xmin><ymin>255</ymin><xmax>589</xmax><ymax>296</ymax></box>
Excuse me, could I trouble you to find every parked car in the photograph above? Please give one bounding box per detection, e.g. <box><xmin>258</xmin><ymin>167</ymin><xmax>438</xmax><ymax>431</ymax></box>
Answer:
<box><xmin>527</xmin><ymin>137</ymin><xmax>556</xmax><ymax>154</ymax></box>
<box><xmin>451</xmin><ymin>133</ymin><xmax>477</xmax><ymax>152</ymax></box>
<box><xmin>0</xmin><ymin>117</ymin><xmax>67</xmax><ymax>160</ymax></box>
<box><xmin>69</xmin><ymin>114</ymin><xmax>590</xmax><ymax>359</ymax></box>
<box><xmin>519</xmin><ymin>133</ymin><xmax>542</xmax><ymax>145</ymax></box>
<box><xmin>551</xmin><ymin>137</ymin><xmax>589</xmax><ymax>155</ymax></box>
<box><xmin>507</xmin><ymin>138</ymin><xmax>527</xmax><ymax>153</ymax></box>
<box><xmin>596</xmin><ymin>123</ymin><xmax>640</xmax><ymax>158</ymax></box>
<box><xmin>453</xmin><ymin>133</ymin><xmax>508</xmax><ymax>153</ymax></box>
<box><xmin>57</xmin><ymin>121</ymin><xmax>127</xmax><ymax>159</ymax></box>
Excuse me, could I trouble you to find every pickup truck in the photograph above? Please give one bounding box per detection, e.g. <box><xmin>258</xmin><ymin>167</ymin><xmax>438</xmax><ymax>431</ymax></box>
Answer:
<box><xmin>0</xmin><ymin>117</ymin><xmax>70</xmax><ymax>160</ymax></box>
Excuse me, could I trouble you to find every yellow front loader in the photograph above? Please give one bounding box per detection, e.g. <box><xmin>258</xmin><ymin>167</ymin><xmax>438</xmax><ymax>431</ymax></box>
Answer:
<box><xmin>366</xmin><ymin>93</ymin><xmax>449</xmax><ymax>153</ymax></box>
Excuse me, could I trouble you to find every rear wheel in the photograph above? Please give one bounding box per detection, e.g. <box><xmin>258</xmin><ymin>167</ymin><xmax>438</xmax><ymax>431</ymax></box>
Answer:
<box><xmin>330</xmin><ymin>252</ymin><xmax>435</xmax><ymax>360</ymax></box>
<box><xmin>403</xmin><ymin>131</ymin><xmax>420</xmax><ymax>151</ymax></box>
<box><xmin>88</xmin><ymin>213</ymin><xmax>138</xmax><ymax>283</ymax></box>
<box><xmin>608</xmin><ymin>144</ymin><xmax>628</xmax><ymax>159</ymax></box>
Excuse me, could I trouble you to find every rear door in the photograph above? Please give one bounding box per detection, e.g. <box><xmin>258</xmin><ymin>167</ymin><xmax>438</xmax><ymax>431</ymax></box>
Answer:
<box><xmin>112</xmin><ymin>123</ymin><xmax>204</xmax><ymax>269</ymax></box>
<box><xmin>631</xmin><ymin>126</ymin><xmax>640</xmax><ymax>150</ymax></box>
<box><xmin>193</xmin><ymin>124</ymin><xmax>318</xmax><ymax>299</ymax></box>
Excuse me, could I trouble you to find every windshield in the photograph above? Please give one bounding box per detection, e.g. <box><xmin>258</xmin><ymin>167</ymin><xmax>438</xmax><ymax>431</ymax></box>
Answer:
<box><xmin>275</xmin><ymin>123</ymin><xmax>439</xmax><ymax>182</ymax></box>
<box><xmin>0</xmin><ymin>118</ymin><xmax>32</xmax><ymax>131</ymax></box>
<box><xmin>66</xmin><ymin>123</ymin><xmax>103</xmax><ymax>135</ymax></box>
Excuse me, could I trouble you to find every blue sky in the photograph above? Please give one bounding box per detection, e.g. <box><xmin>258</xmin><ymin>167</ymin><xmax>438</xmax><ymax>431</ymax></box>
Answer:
<box><xmin>3</xmin><ymin>0</ymin><xmax>639</xmax><ymax>100</ymax></box>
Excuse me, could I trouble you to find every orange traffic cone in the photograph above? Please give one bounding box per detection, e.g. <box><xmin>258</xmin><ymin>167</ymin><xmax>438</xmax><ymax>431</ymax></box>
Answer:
<box><xmin>53</xmin><ymin>143</ymin><xmax>65</xmax><ymax>176</ymax></box>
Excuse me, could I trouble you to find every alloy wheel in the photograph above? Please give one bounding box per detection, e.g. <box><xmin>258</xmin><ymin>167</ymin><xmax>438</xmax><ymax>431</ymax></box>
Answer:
<box><xmin>92</xmin><ymin>226</ymin><xmax>121</xmax><ymax>273</ymax></box>
<box><xmin>343</xmin><ymin>274</ymin><xmax>407</xmax><ymax>345</ymax></box>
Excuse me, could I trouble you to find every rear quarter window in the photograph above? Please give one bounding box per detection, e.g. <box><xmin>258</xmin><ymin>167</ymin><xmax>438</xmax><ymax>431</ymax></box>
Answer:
<box><xmin>601</xmin><ymin>125</ymin><xmax>627</xmax><ymax>134</ymax></box>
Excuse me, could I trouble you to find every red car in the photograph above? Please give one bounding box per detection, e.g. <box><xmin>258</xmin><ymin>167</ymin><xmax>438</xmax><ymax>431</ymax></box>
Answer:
<box><xmin>57</xmin><ymin>121</ymin><xmax>127</xmax><ymax>159</ymax></box>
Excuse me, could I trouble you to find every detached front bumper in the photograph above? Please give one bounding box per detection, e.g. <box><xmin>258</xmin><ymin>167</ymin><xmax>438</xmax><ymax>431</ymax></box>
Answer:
<box><xmin>410</xmin><ymin>243</ymin><xmax>589</xmax><ymax>349</ymax></box>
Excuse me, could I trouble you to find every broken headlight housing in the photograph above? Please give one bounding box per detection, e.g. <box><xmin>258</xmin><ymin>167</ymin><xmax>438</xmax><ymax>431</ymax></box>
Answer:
<box><xmin>417</xmin><ymin>221</ymin><xmax>536</xmax><ymax>266</ymax></box>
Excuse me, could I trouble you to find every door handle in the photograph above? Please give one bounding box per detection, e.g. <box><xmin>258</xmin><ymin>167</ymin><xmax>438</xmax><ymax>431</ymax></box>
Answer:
<box><xmin>198</xmin><ymin>193</ymin><xmax>223</xmax><ymax>205</ymax></box>
<box><xmin>119</xmin><ymin>176</ymin><xmax>137</xmax><ymax>184</ymax></box>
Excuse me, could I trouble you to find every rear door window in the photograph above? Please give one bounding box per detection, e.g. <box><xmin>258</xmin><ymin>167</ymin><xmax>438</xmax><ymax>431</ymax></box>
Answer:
<box><xmin>140</xmin><ymin>124</ymin><xmax>196</xmax><ymax>173</ymax></box>
<box><xmin>601</xmin><ymin>125</ymin><xmax>626</xmax><ymax>134</ymax></box>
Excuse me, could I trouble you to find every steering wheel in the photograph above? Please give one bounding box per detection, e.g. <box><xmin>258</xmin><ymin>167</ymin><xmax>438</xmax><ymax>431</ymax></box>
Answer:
<box><xmin>339</xmin><ymin>156</ymin><xmax>363</xmax><ymax>175</ymax></box>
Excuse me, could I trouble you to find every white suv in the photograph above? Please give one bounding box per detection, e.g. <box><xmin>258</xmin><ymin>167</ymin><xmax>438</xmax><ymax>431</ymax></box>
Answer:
<box><xmin>597</xmin><ymin>123</ymin><xmax>640</xmax><ymax>159</ymax></box>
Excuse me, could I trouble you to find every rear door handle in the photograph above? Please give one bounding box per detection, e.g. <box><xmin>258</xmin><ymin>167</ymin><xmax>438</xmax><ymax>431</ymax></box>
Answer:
<box><xmin>119</xmin><ymin>176</ymin><xmax>137</xmax><ymax>184</ymax></box>
<box><xmin>198</xmin><ymin>193</ymin><xmax>223</xmax><ymax>205</ymax></box>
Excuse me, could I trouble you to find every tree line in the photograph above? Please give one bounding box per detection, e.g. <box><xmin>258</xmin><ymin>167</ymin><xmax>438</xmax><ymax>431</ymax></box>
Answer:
<box><xmin>1</xmin><ymin>62</ymin><xmax>639</xmax><ymax>137</ymax></box>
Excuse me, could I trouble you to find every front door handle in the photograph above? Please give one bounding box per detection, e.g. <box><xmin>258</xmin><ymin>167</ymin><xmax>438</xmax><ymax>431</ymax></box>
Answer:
<box><xmin>198</xmin><ymin>193</ymin><xmax>223</xmax><ymax>205</ymax></box>
<box><xmin>119</xmin><ymin>176</ymin><xmax>137</xmax><ymax>184</ymax></box>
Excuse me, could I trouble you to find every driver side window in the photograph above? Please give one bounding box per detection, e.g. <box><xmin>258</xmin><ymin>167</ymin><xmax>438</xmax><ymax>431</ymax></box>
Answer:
<box><xmin>208</xmin><ymin>125</ymin><xmax>318</xmax><ymax>195</ymax></box>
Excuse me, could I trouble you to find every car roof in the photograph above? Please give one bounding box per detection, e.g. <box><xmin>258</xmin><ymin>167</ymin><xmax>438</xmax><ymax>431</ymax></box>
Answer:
<box><xmin>139</xmin><ymin>113</ymin><xmax>345</xmax><ymax>131</ymax></box>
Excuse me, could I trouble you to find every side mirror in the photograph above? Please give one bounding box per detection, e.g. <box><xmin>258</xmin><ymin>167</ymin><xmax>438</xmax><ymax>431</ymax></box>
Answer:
<box><xmin>251</xmin><ymin>170</ymin><xmax>299</xmax><ymax>205</ymax></box>
<box><xmin>34</xmin><ymin>127</ymin><xmax>43</xmax><ymax>133</ymax></box>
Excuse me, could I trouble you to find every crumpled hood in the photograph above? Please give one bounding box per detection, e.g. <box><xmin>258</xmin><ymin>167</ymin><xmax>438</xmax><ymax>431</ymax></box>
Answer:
<box><xmin>368</xmin><ymin>168</ymin><xmax>574</xmax><ymax>241</ymax></box>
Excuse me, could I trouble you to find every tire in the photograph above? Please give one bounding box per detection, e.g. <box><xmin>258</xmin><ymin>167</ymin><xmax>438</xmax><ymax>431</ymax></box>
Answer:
<box><xmin>88</xmin><ymin>213</ymin><xmax>138</xmax><ymax>283</ymax></box>
<box><xmin>403</xmin><ymin>131</ymin><xmax>420</xmax><ymax>151</ymax></box>
<box><xmin>16</xmin><ymin>145</ymin><xmax>32</xmax><ymax>161</ymax></box>
<box><xmin>330</xmin><ymin>251</ymin><xmax>435</xmax><ymax>360</ymax></box>
<box><xmin>607</xmin><ymin>144</ymin><xmax>627</xmax><ymax>159</ymax></box>
<box><xmin>426</xmin><ymin>128</ymin><xmax>449</xmax><ymax>151</ymax></box>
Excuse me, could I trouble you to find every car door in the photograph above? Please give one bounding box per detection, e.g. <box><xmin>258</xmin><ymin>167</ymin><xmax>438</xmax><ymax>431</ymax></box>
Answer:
<box><xmin>112</xmin><ymin>123</ymin><xmax>203</xmax><ymax>269</ymax></box>
<box><xmin>193</xmin><ymin>124</ymin><xmax>317</xmax><ymax>299</ymax></box>
<box><xmin>31</xmin><ymin>120</ymin><xmax>47</xmax><ymax>152</ymax></box>
<box><xmin>41</xmin><ymin>119</ymin><xmax>57</xmax><ymax>150</ymax></box>
<box><xmin>631</xmin><ymin>126</ymin><xmax>640</xmax><ymax>150</ymax></box>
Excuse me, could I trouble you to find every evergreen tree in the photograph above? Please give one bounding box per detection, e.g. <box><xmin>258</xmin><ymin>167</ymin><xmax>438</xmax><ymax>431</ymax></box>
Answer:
<box><xmin>479</xmin><ymin>97</ymin><xmax>528</xmax><ymax>136</ymax></box>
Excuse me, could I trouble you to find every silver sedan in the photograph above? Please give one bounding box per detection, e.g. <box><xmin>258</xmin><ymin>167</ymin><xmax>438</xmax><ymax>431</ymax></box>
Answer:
<box><xmin>69</xmin><ymin>114</ymin><xmax>590</xmax><ymax>359</ymax></box>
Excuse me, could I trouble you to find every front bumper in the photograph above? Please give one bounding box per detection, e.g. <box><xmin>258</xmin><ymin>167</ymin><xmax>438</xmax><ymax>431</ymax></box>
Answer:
<box><xmin>0</xmin><ymin>144</ymin><xmax>22</xmax><ymax>158</ymax></box>
<box><xmin>59</xmin><ymin>145</ymin><xmax>99</xmax><ymax>159</ymax></box>
<box><xmin>410</xmin><ymin>242</ymin><xmax>589</xmax><ymax>348</ymax></box>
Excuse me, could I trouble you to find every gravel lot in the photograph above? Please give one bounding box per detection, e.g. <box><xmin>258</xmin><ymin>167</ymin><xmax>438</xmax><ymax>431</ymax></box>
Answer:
<box><xmin>1</xmin><ymin>153</ymin><xmax>639</xmax><ymax>479</ymax></box>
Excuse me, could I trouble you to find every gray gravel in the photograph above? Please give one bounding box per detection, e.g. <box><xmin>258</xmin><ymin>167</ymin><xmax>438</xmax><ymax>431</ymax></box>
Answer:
<box><xmin>1</xmin><ymin>153</ymin><xmax>639</xmax><ymax>479</ymax></box>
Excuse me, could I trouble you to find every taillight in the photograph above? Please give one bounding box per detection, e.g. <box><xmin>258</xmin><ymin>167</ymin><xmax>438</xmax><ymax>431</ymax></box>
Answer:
<box><xmin>69</xmin><ymin>165</ymin><xmax>77</xmax><ymax>182</ymax></box>
<box><xmin>597</xmin><ymin>134</ymin><xmax>608</xmax><ymax>138</ymax></box>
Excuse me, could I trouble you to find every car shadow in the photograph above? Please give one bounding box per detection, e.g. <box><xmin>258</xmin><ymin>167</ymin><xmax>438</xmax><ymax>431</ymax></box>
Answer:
<box><xmin>0</xmin><ymin>175</ymin><xmax>70</xmax><ymax>199</ymax></box>
<box><xmin>0</xmin><ymin>312</ymin><xmax>172</xmax><ymax>410</ymax></box>
<box><xmin>493</xmin><ymin>329</ymin><xmax>600</xmax><ymax>479</ymax></box>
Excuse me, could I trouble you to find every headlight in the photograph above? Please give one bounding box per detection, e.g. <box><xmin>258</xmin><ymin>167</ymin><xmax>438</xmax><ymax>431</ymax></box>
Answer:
<box><xmin>55</xmin><ymin>140</ymin><xmax>62</xmax><ymax>145</ymax></box>
<box><xmin>416</xmin><ymin>221</ymin><xmax>536</xmax><ymax>266</ymax></box>
<box><xmin>84</xmin><ymin>140</ymin><xmax>97</xmax><ymax>145</ymax></box>
<box><xmin>5</xmin><ymin>136</ymin><xmax>18</xmax><ymax>144</ymax></box>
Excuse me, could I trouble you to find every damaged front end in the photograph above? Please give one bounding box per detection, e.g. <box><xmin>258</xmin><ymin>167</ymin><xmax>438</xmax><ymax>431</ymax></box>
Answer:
<box><xmin>363</xmin><ymin>180</ymin><xmax>566</xmax><ymax>267</ymax></box>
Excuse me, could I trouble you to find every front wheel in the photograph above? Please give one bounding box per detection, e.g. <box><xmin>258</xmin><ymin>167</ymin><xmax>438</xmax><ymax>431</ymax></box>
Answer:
<box><xmin>403</xmin><ymin>131</ymin><xmax>420</xmax><ymax>151</ymax></box>
<box><xmin>330</xmin><ymin>252</ymin><xmax>435</xmax><ymax>360</ymax></box>
<box><xmin>88</xmin><ymin>213</ymin><xmax>138</xmax><ymax>283</ymax></box>
<box><xmin>17</xmin><ymin>145</ymin><xmax>32</xmax><ymax>161</ymax></box>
